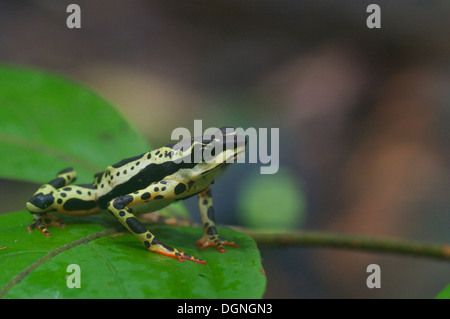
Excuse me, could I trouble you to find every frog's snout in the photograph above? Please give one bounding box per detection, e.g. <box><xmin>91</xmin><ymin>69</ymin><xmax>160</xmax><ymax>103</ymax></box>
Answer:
<box><xmin>27</xmin><ymin>193</ymin><xmax>54</xmax><ymax>212</ymax></box>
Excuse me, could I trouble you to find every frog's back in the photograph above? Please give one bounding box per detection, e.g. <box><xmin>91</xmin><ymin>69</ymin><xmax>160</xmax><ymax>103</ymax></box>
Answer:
<box><xmin>94</xmin><ymin>148</ymin><xmax>197</xmax><ymax>209</ymax></box>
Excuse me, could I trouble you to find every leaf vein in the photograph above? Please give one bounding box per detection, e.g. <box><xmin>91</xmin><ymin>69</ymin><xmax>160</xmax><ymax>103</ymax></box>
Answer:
<box><xmin>0</xmin><ymin>227</ymin><xmax>118</xmax><ymax>298</ymax></box>
<box><xmin>85</xmin><ymin>243</ymin><xmax>129</xmax><ymax>298</ymax></box>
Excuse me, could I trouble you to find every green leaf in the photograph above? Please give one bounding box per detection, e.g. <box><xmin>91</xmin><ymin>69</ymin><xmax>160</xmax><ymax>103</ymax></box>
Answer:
<box><xmin>436</xmin><ymin>284</ymin><xmax>450</xmax><ymax>299</ymax></box>
<box><xmin>0</xmin><ymin>66</ymin><xmax>266</xmax><ymax>298</ymax></box>
<box><xmin>0</xmin><ymin>65</ymin><xmax>149</xmax><ymax>183</ymax></box>
<box><xmin>0</xmin><ymin>211</ymin><xmax>265</xmax><ymax>298</ymax></box>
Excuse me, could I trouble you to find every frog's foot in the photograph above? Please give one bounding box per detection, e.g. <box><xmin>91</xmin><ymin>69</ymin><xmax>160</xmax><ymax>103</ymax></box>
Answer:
<box><xmin>196</xmin><ymin>234</ymin><xmax>238</xmax><ymax>253</ymax></box>
<box><xmin>149</xmin><ymin>240</ymin><xmax>205</xmax><ymax>264</ymax></box>
<box><xmin>27</xmin><ymin>213</ymin><xmax>65</xmax><ymax>236</ymax></box>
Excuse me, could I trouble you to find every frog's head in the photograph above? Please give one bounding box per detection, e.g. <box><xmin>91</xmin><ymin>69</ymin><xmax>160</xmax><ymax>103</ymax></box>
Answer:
<box><xmin>201</xmin><ymin>127</ymin><xmax>247</xmax><ymax>166</ymax></box>
<box><xmin>170</xmin><ymin>127</ymin><xmax>246</xmax><ymax>174</ymax></box>
<box><xmin>192</xmin><ymin>126</ymin><xmax>247</xmax><ymax>177</ymax></box>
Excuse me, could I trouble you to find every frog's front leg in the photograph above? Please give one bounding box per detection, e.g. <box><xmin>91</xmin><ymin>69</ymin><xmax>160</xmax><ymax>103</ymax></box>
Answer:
<box><xmin>27</xmin><ymin>213</ymin><xmax>66</xmax><ymax>236</ymax></box>
<box><xmin>107</xmin><ymin>181</ymin><xmax>205</xmax><ymax>264</ymax></box>
<box><xmin>26</xmin><ymin>168</ymin><xmax>77</xmax><ymax>235</ymax></box>
<box><xmin>196</xmin><ymin>187</ymin><xmax>238</xmax><ymax>252</ymax></box>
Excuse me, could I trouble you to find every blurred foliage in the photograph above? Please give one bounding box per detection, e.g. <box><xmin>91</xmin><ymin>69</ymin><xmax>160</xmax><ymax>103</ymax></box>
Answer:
<box><xmin>237</xmin><ymin>168</ymin><xmax>306</xmax><ymax>231</ymax></box>
<box><xmin>436</xmin><ymin>284</ymin><xmax>450</xmax><ymax>299</ymax></box>
<box><xmin>0</xmin><ymin>65</ymin><xmax>149</xmax><ymax>183</ymax></box>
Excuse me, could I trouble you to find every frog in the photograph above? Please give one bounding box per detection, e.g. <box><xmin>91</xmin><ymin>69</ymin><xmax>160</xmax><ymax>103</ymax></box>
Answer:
<box><xmin>26</xmin><ymin>127</ymin><xmax>246</xmax><ymax>264</ymax></box>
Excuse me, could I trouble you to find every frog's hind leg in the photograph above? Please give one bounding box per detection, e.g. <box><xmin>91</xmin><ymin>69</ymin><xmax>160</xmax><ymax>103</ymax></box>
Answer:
<box><xmin>196</xmin><ymin>187</ymin><xmax>238</xmax><ymax>252</ymax></box>
<box><xmin>47</xmin><ymin>167</ymin><xmax>78</xmax><ymax>189</ymax></box>
<box><xmin>26</xmin><ymin>168</ymin><xmax>77</xmax><ymax>235</ymax></box>
<box><xmin>106</xmin><ymin>181</ymin><xmax>205</xmax><ymax>264</ymax></box>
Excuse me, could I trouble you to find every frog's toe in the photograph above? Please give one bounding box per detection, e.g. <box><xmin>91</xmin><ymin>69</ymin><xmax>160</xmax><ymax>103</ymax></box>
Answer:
<box><xmin>27</xmin><ymin>221</ymin><xmax>51</xmax><ymax>236</ymax></box>
<box><xmin>27</xmin><ymin>220</ymin><xmax>37</xmax><ymax>231</ymax></box>
<box><xmin>27</xmin><ymin>213</ymin><xmax>65</xmax><ymax>236</ymax></box>
<box><xmin>149</xmin><ymin>242</ymin><xmax>205</xmax><ymax>264</ymax></box>
<box><xmin>38</xmin><ymin>224</ymin><xmax>51</xmax><ymax>236</ymax></box>
<box><xmin>196</xmin><ymin>235</ymin><xmax>238</xmax><ymax>253</ymax></box>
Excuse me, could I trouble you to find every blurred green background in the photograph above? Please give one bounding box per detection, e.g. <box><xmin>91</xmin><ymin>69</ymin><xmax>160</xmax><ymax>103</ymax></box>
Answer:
<box><xmin>0</xmin><ymin>0</ymin><xmax>449</xmax><ymax>298</ymax></box>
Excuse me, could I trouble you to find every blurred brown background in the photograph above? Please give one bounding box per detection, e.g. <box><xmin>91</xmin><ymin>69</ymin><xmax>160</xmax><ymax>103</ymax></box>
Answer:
<box><xmin>0</xmin><ymin>0</ymin><xmax>449</xmax><ymax>298</ymax></box>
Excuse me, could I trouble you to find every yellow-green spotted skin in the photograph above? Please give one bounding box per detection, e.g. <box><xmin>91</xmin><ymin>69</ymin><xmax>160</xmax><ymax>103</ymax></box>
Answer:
<box><xmin>26</xmin><ymin>127</ymin><xmax>246</xmax><ymax>264</ymax></box>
